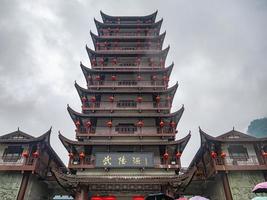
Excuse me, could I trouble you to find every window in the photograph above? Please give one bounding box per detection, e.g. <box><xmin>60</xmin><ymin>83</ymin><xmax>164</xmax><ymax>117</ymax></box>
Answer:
<box><xmin>228</xmin><ymin>145</ymin><xmax>248</xmax><ymax>161</ymax></box>
<box><xmin>117</xmin><ymin>100</ymin><xmax>137</xmax><ymax>108</ymax></box>
<box><xmin>2</xmin><ymin>146</ymin><xmax>23</xmax><ymax>162</ymax></box>
<box><xmin>115</xmin><ymin>123</ymin><xmax>137</xmax><ymax>134</ymax></box>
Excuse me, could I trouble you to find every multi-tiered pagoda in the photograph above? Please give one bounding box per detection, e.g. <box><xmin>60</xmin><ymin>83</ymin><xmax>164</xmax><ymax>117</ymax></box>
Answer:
<box><xmin>53</xmin><ymin>11</ymin><xmax>193</xmax><ymax>200</ymax></box>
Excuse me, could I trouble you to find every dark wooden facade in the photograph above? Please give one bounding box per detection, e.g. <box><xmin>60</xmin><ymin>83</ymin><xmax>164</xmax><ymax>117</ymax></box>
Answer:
<box><xmin>0</xmin><ymin>128</ymin><xmax>67</xmax><ymax>199</ymax></box>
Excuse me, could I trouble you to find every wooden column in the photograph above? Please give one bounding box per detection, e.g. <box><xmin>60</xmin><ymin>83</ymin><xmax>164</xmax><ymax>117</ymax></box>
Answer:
<box><xmin>75</xmin><ymin>185</ymin><xmax>88</xmax><ymax>200</ymax></box>
<box><xmin>221</xmin><ymin>173</ymin><xmax>233</xmax><ymax>200</ymax></box>
<box><xmin>17</xmin><ymin>172</ymin><xmax>30</xmax><ymax>200</ymax></box>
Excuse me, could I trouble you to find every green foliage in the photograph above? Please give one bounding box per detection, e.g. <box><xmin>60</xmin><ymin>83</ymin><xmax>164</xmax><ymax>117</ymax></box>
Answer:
<box><xmin>247</xmin><ymin>117</ymin><xmax>267</xmax><ymax>137</ymax></box>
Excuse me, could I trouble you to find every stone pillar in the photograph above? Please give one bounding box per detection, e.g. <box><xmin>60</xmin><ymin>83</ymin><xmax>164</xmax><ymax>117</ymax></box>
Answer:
<box><xmin>221</xmin><ymin>173</ymin><xmax>233</xmax><ymax>200</ymax></box>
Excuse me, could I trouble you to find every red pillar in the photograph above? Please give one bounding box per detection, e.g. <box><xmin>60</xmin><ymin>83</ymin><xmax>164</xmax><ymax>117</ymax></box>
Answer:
<box><xmin>17</xmin><ymin>172</ymin><xmax>30</xmax><ymax>200</ymax></box>
<box><xmin>221</xmin><ymin>173</ymin><xmax>233</xmax><ymax>200</ymax></box>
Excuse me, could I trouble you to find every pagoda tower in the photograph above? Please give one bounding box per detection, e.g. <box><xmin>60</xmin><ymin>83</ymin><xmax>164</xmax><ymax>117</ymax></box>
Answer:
<box><xmin>54</xmin><ymin>11</ymin><xmax>192</xmax><ymax>200</ymax></box>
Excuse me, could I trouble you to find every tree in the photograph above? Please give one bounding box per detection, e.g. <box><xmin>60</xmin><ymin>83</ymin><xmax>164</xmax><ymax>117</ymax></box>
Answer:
<box><xmin>247</xmin><ymin>117</ymin><xmax>267</xmax><ymax>137</ymax></box>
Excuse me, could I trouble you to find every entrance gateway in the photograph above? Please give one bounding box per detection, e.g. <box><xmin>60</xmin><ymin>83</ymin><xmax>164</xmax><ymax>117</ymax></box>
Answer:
<box><xmin>53</xmin><ymin>10</ymin><xmax>193</xmax><ymax>200</ymax></box>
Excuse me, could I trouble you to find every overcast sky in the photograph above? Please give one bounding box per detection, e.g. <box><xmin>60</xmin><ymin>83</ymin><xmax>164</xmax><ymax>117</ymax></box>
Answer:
<box><xmin>0</xmin><ymin>0</ymin><xmax>267</xmax><ymax>166</ymax></box>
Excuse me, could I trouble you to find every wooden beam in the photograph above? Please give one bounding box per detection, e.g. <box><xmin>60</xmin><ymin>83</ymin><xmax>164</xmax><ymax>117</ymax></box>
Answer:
<box><xmin>17</xmin><ymin>172</ymin><xmax>30</xmax><ymax>200</ymax></box>
<box><xmin>221</xmin><ymin>173</ymin><xmax>233</xmax><ymax>200</ymax></box>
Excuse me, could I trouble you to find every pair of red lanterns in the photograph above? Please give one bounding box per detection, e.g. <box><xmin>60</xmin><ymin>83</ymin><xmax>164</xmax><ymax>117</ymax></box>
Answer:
<box><xmin>22</xmin><ymin>150</ymin><xmax>39</xmax><ymax>158</ymax></box>
<box><xmin>163</xmin><ymin>152</ymin><xmax>182</xmax><ymax>160</ymax></box>
<box><xmin>210</xmin><ymin>151</ymin><xmax>226</xmax><ymax>159</ymax></box>
<box><xmin>159</xmin><ymin>121</ymin><xmax>176</xmax><ymax>128</ymax></box>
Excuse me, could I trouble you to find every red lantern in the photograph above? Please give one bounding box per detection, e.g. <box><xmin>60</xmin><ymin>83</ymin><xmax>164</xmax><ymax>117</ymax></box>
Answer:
<box><xmin>262</xmin><ymin>151</ymin><xmax>267</xmax><ymax>157</ymax></box>
<box><xmin>91</xmin><ymin>197</ymin><xmax>103</xmax><ymax>200</ymax></box>
<box><xmin>86</xmin><ymin>121</ymin><xmax>92</xmax><ymax>128</ymax></box>
<box><xmin>133</xmin><ymin>196</ymin><xmax>144</xmax><ymax>200</ymax></box>
<box><xmin>82</xmin><ymin>96</ymin><xmax>87</xmax><ymax>103</ymax></box>
<box><xmin>111</xmin><ymin>75</ymin><xmax>116</xmax><ymax>81</ymax></box>
<box><xmin>103</xmin><ymin>197</ymin><xmax>116</xmax><ymax>200</ymax></box>
<box><xmin>33</xmin><ymin>151</ymin><xmax>39</xmax><ymax>158</ymax></box>
<box><xmin>75</xmin><ymin>120</ymin><xmax>81</xmax><ymax>127</ymax></box>
<box><xmin>112</xmin><ymin>58</ymin><xmax>117</xmax><ymax>65</ymax></box>
<box><xmin>166</xmin><ymin>96</ymin><xmax>172</xmax><ymax>101</ymax></box>
<box><xmin>68</xmin><ymin>152</ymin><xmax>74</xmax><ymax>158</ymax></box>
<box><xmin>107</xmin><ymin>121</ymin><xmax>112</xmax><ymax>128</ymax></box>
<box><xmin>137</xmin><ymin>96</ymin><xmax>143</xmax><ymax>103</ymax></box>
<box><xmin>137</xmin><ymin>120</ymin><xmax>144</xmax><ymax>128</ymax></box>
<box><xmin>79</xmin><ymin>152</ymin><xmax>85</xmax><ymax>159</ymax></box>
<box><xmin>159</xmin><ymin>120</ymin><xmax>164</xmax><ymax>128</ymax></box>
<box><xmin>170</xmin><ymin>121</ymin><xmax>176</xmax><ymax>128</ymax></box>
<box><xmin>137</xmin><ymin>75</ymin><xmax>142</xmax><ymax>81</ymax></box>
<box><xmin>99</xmin><ymin>58</ymin><xmax>104</xmax><ymax>65</ymax></box>
<box><xmin>149</xmin><ymin>58</ymin><xmax>153</xmax><ymax>65</ymax></box>
<box><xmin>156</xmin><ymin>95</ymin><xmax>161</xmax><ymax>103</ymax></box>
<box><xmin>163</xmin><ymin>152</ymin><xmax>169</xmax><ymax>160</ymax></box>
<box><xmin>92</xmin><ymin>59</ymin><xmax>97</xmax><ymax>66</ymax></box>
<box><xmin>87</xmin><ymin>75</ymin><xmax>92</xmax><ymax>81</ymax></box>
<box><xmin>136</xmin><ymin>57</ymin><xmax>141</xmax><ymax>65</ymax></box>
<box><xmin>109</xmin><ymin>96</ymin><xmax>114</xmax><ymax>102</ymax></box>
<box><xmin>152</xmin><ymin>75</ymin><xmax>157</xmax><ymax>81</ymax></box>
<box><xmin>90</xmin><ymin>96</ymin><xmax>96</xmax><ymax>102</ymax></box>
<box><xmin>22</xmin><ymin>150</ymin><xmax>29</xmax><ymax>158</ymax></box>
<box><xmin>163</xmin><ymin>76</ymin><xmax>169</xmax><ymax>82</ymax></box>
<box><xmin>95</xmin><ymin>75</ymin><xmax>101</xmax><ymax>81</ymax></box>
<box><xmin>221</xmin><ymin>152</ymin><xmax>226</xmax><ymax>158</ymax></box>
<box><xmin>211</xmin><ymin>151</ymin><xmax>217</xmax><ymax>159</ymax></box>
<box><xmin>176</xmin><ymin>152</ymin><xmax>182</xmax><ymax>159</ymax></box>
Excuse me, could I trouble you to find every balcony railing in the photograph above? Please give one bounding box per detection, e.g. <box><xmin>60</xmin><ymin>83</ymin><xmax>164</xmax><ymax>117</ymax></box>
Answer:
<box><xmin>96</xmin><ymin>46</ymin><xmax>161</xmax><ymax>51</ymax></box>
<box><xmin>87</xmin><ymin>81</ymin><xmax>167</xmax><ymax>88</ymax></box>
<box><xmin>215</xmin><ymin>156</ymin><xmax>260</xmax><ymax>166</ymax></box>
<box><xmin>82</xmin><ymin>101</ymin><xmax>170</xmax><ymax>110</ymax></box>
<box><xmin>76</xmin><ymin>126</ymin><xmax>176</xmax><ymax>135</ymax></box>
<box><xmin>0</xmin><ymin>155</ymin><xmax>35</xmax><ymax>166</ymax></box>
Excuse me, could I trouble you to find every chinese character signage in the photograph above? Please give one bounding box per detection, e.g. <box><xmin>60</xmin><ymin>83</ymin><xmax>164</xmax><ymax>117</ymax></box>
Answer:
<box><xmin>95</xmin><ymin>152</ymin><xmax>154</xmax><ymax>168</ymax></box>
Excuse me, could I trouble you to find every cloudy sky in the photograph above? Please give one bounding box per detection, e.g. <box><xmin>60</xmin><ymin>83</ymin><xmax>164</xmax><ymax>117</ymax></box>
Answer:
<box><xmin>0</xmin><ymin>0</ymin><xmax>267</xmax><ymax>166</ymax></box>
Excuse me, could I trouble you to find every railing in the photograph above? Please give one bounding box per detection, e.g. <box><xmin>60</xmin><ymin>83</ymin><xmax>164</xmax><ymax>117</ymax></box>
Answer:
<box><xmin>82</xmin><ymin>101</ymin><xmax>170</xmax><ymax>110</ymax></box>
<box><xmin>215</xmin><ymin>156</ymin><xmax>260</xmax><ymax>166</ymax></box>
<box><xmin>101</xmin><ymin>32</ymin><xmax>157</xmax><ymax>37</ymax></box>
<box><xmin>96</xmin><ymin>46</ymin><xmax>160</xmax><ymax>51</ymax></box>
<box><xmin>0</xmin><ymin>155</ymin><xmax>35</xmax><ymax>166</ymax></box>
<box><xmin>87</xmin><ymin>80</ymin><xmax>166</xmax><ymax>88</ymax></box>
<box><xmin>76</xmin><ymin>126</ymin><xmax>176</xmax><ymax>135</ymax></box>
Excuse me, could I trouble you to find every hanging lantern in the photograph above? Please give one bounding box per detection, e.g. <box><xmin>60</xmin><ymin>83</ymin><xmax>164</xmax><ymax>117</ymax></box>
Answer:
<box><xmin>111</xmin><ymin>75</ymin><xmax>117</xmax><ymax>81</ymax></box>
<box><xmin>103</xmin><ymin>196</ymin><xmax>116</xmax><ymax>200</ymax></box>
<box><xmin>85</xmin><ymin>121</ymin><xmax>92</xmax><ymax>128</ymax></box>
<box><xmin>166</xmin><ymin>96</ymin><xmax>172</xmax><ymax>101</ymax></box>
<box><xmin>75</xmin><ymin>120</ymin><xmax>81</xmax><ymax>127</ymax></box>
<box><xmin>149</xmin><ymin>58</ymin><xmax>154</xmax><ymax>66</ymax></box>
<box><xmin>95</xmin><ymin>75</ymin><xmax>101</xmax><ymax>81</ymax></box>
<box><xmin>163</xmin><ymin>76</ymin><xmax>169</xmax><ymax>82</ymax></box>
<box><xmin>92</xmin><ymin>59</ymin><xmax>97</xmax><ymax>66</ymax></box>
<box><xmin>152</xmin><ymin>75</ymin><xmax>157</xmax><ymax>81</ymax></box>
<box><xmin>163</xmin><ymin>152</ymin><xmax>169</xmax><ymax>160</ymax></box>
<box><xmin>87</xmin><ymin>75</ymin><xmax>92</xmax><ymax>81</ymax></box>
<box><xmin>133</xmin><ymin>196</ymin><xmax>144</xmax><ymax>200</ymax></box>
<box><xmin>156</xmin><ymin>95</ymin><xmax>161</xmax><ymax>103</ymax></box>
<box><xmin>68</xmin><ymin>152</ymin><xmax>74</xmax><ymax>158</ymax></box>
<box><xmin>22</xmin><ymin>150</ymin><xmax>29</xmax><ymax>158</ymax></box>
<box><xmin>221</xmin><ymin>152</ymin><xmax>226</xmax><ymax>158</ymax></box>
<box><xmin>109</xmin><ymin>96</ymin><xmax>114</xmax><ymax>102</ymax></box>
<box><xmin>170</xmin><ymin>121</ymin><xmax>176</xmax><ymax>128</ymax></box>
<box><xmin>137</xmin><ymin>120</ymin><xmax>144</xmax><ymax>128</ymax></box>
<box><xmin>33</xmin><ymin>151</ymin><xmax>39</xmax><ymax>158</ymax></box>
<box><xmin>112</xmin><ymin>58</ymin><xmax>117</xmax><ymax>65</ymax></box>
<box><xmin>90</xmin><ymin>96</ymin><xmax>96</xmax><ymax>102</ymax></box>
<box><xmin>79</xmin><ymin>152</ymin><xmax>85</xmax><ymax>159</ymax></box>
<box><xmin>82</xmin><ymin>96</ymin><xmax>87</xmax><ymax>103</ymax></box>
<box><xmin>159</xmin><ymin>120</ymin><xmax>165</xmax><ymax>128</ymax></box>
<box><xmin>136</xmin><ymin>96</ymin><xmax>143</xmax><ymax>103</ymax></box>
<box><xmin>262</xmin><ymin>151</ymin><xmax>267</xmax><ymax>157</ymax></box>
<box><xmin>99</xmin><ymin>58</ymin><xmax>104</xmax><ymax>65</ymax></box>
<box><xmin>137</xmin><ymin>75</ymin><xmax>142</xmax><ymax>81</ymax></box>
<box><xmin>91</xmin><ymin>197</ymin><xmax>103</xmax><ymax>200</ymax></box>
<box><xmin>107</xmin><ymin>120</ymin><xmax>112</xmax><ymax>128</ymax></box>
<box><xmin>211</xmin><ymin>151</ymin><xmax>217</xmax><ymax>159</ymax></box>
<box><xmin>136</xmin><ymin>57</ymin><xmax>141</xmax><ymax>65</ymax></box>
<box><xmin>176</xmin><ymin>152</ymin><xmax>182</xmax><ymax>159</ymax></box>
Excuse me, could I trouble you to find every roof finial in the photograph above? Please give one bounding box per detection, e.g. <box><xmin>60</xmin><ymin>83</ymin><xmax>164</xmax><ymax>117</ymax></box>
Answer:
<box><xmin>17</xmin><ymin>127</ymin><xmax>20</xmax><ymax>131</ymax></box>
<box><xmin>233</xmin><ymin>126</ymin><xmax>235</xmax><ymax>131</ymax></box>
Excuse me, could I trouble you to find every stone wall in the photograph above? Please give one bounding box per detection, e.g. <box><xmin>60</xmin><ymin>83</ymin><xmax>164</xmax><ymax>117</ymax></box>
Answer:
<box><xmin>24</xmin><ymin>174</ymin><xmax>50</xmax><ymax>200</ymax></box>
<box><xmin>228</xmin><ymin>171</ymin><xmax>266</xmax><ymax>200</ymax></box>
<box><xmin>0</xmin><ymin>172</ymin><xmax>23</xmax><ymax>200</ymax></box>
